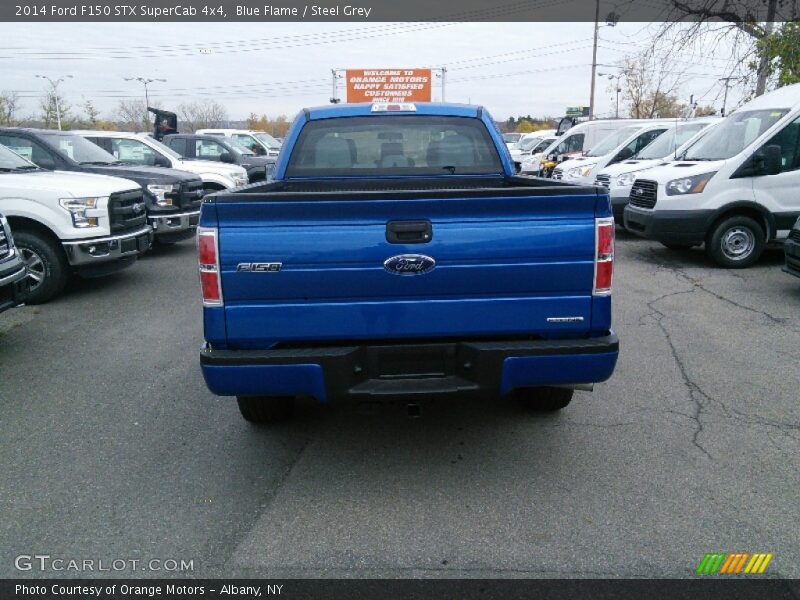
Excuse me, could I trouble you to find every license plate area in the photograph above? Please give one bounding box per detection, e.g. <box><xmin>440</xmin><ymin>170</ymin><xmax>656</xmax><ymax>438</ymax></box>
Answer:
<box><xmin>369</xmin><ymin>344</ymin><xmax>454</xmax><ymax>379</ymax></box>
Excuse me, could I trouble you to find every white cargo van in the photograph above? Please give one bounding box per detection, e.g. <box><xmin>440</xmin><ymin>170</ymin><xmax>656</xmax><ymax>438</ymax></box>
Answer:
<box><xmin>537</xmin><ymin>119</ymin><xmax>658</xmax><ymax>177</ymax></box>
<box><xmin>555</xmin><ymin>122</ymin><xmax>669</xmax><ymax>182</ymax></box>
<box><xmin>624</xmin><ymin>83</ymin><xmax>800</xmax><ymax>267</ymax></box>
<box><xmin>594</xmin><ymin>118</ymin><xmax>720</xmax><ymax>220</ymax></box>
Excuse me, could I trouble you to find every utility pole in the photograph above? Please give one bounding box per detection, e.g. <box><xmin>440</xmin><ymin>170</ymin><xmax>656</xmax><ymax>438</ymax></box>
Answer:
<box><xmin>719</xmin><ymin>77</ymin><xmax>736</xmax><ymax>117</ymax></box>
<box><xmin>588</xmin><ymin>0</ymin><xmax>600</xmax><ymax>120</ymax></box>
<box><xmin>441</xmin><ymin>67</ymin><xmax>447</xmax><ymax>102</ymax></box>
<box><xmin>755</xmin><ymin>0</ymin><xmax>778</xmax><ymax>97</ymax></box>
<box><xmin>35</xmin><ymin>74</ymin><xmax>72</xmax><ymax>130</ymax></box>
<box><xmin>329</xmin><ymin>69</ymin><xmax>341</xmax><ymax>104</ymax></box>
<box><xmin>124</xmin><ymin>77</ymin><xmax>166</xmax><ymax>107</ymax></box>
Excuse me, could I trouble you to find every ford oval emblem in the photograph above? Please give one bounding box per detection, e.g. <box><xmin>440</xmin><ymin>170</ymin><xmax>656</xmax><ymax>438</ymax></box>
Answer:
<box><xmin>383</xmin><ymin>254</ymin><xmax>436</xmax><ymax>276</ymax></box>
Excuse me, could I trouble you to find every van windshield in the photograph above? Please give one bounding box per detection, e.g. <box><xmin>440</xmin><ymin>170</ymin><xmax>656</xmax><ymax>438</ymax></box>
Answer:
<box><xmin>585</xmin><ymin>126</ymin><xmax>642</xmax><ymax>157</ymax></box>
<box><xmin>682</xmin><ymin>109</ymin><xmax>789</xmax><ymax>160</ymax></box>
<box><xmin>636</xmin><ymin>123</ymin><xmax>709</xmax><ymax>159</ymax></box>
<box><xmin>518</xmin><ymin>136</ymin><xmax>545</xmax><ymax>151</ymax></box>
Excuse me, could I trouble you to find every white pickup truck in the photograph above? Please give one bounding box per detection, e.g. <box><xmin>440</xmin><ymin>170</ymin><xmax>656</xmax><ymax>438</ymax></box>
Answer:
<box><xmin>0</xmin><ymin>144</ymin><xmax>152</xmax><ymax>303</ymax></box>
<box><xmin>76</xmin><ymin>131</ymin><xmax>249</xmax><ymax>192</ymax></box>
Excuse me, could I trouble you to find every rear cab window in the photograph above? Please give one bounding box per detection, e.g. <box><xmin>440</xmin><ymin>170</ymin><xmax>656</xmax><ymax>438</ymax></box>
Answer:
<box><xmin>285</xmin><ymin>115</ymin><xmax>503</xmax><ymax>178</ymax></box>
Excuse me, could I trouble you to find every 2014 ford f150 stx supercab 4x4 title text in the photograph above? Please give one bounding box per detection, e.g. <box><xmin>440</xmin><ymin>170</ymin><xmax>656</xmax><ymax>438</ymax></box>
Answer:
<box><xmin>198</xmin><ymin>103</ymin><xmax>619</xmax><ymax>423</ymax></box>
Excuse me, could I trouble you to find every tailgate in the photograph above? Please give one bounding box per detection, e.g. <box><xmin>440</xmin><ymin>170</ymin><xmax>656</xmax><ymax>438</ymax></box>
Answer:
<box><xmin>213</xmin><ymin>191</ymin><xmax>600</xmax><ymax>346</ymax></box>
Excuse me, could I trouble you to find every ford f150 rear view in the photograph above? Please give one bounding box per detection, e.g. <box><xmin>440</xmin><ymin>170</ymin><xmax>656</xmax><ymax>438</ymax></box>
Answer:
<box><xmin>198</xmin><ymin>103</ymin><xmax>619</xmax><ymax>423</ymax></box>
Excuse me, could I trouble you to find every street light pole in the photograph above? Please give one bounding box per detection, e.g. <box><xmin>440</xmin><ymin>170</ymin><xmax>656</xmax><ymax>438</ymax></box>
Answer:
<box><xmin>719</xmin><ymin>77</ymin><xmax>736</xmax><ymax>117</ymax></box>
<box><xmin>588</xmin><ymin>0</ymin><xmax>600</xmax><ymax>120</ymax></box>
<box><xmin>35</xmin><ymin>74</ymin><xmax>72</xmax><ymax>130</ymax></box>
<box><xmin>124</xmin><ymin>77</ymin><xmax>167</xmax><ymax>108</ymax></box>
<box><xmin>598</xmin><ymin>72</ymin><xmax>624</xmax><ymax>119</ymax></box>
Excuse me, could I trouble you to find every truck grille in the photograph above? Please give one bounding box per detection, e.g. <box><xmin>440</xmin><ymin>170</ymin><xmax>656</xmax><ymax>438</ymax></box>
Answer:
<box><xmin>175</xmin><ymin>180</ymin><xmax>205</xmax><ymax>209</ymax></box>
<box><xmin>552</xmin><ymin>168</ymin><xmax>563</xmax><ymax>180</ymax></box>
<box><xmin>789</xmin><ymin>228</ymin><xmax>800</xmax><ymax>243</ymax></box>
<box><xmin>594</xmin><ymin>174</ymin><xmax>610</xmax><ymax>189</ymax></box>
<box><xmin>0</xmin><ymin>228</ymin><xmax>9</xmax><ymax>260</ymax></box>
<box><xmin>629</xmin><ymin>179</ymin><xmax>658</xmax><ymax>209</ymax></box>
<box><xmin>109</xmin><ymin>189</ymin><xmax>147</xmax><ymax>233</ymax></box>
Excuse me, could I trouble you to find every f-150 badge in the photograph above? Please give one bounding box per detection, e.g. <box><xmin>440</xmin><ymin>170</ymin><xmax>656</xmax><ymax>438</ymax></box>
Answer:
<box><xmin>384</xmin><ymin>254</ymin><xmax>435</xmax><ymax>276</ymax></box>
<box><xmin>236</xmin><ymin>262</ymin><xmax>282</xmax><ymax>272</ymax></box>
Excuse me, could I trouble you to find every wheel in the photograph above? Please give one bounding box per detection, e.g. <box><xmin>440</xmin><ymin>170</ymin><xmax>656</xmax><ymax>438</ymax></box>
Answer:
<box><xmin>14</xmin><ymin>230</ymin><xmax>70</xmax><ymax>304</ymax></box>
<box><xmin>513</xmin><ymin>387</ymin><xmax>574</xmax><ymax>411</ymax></box>
<box><xmin>236</xmin><ymin>396</ymin><xmax>294</xmax><ymax>423</ymax></box>
<box><xmin>706</xmin><ymin>215</ymin><xmax>765</xmax><ymax>268</ymax></box>
<box><xmin>661</xmin><ymin>242</ymin><xmax>695</xmax><ymax>250</ymax></box>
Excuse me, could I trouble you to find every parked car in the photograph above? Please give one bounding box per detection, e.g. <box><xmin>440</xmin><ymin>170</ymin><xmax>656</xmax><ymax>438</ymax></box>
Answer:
<box><xmin>624</xmin><ymin>83</ymin><xmax>800</xmax><ymax>268</ymax></box>
<box><xmin>509</xmin><ymin>129</ymin><xmax>557</xmax><ymax>161</ymax></box>
<box><xmin>195</xmin><ymin>129</ymin><xmax>282</xmax><ymax>157</ymax></box>
<box><xmin>198</xmin><ymin>102</ymin><xmax>619</xmax><ymax>423</ymax></box>
<box><xmin>519</xmin><ymin>136</ymin><xmax>557</xmax><ymax>174</ymax></box>
<box><xmin>76</xmin><ymin>130</ymin><xmax>248</xmax><ymax>193</ymax></box>
<box><xmin>594</xmin><ymin>119</ymin><xmax>720</xmax><ymax>221</ymax></box>
<box><xmin>0</xmin><ymin>212</ymin><xmax>28</xmax><ymax>313</ymax></box>
<box><xmin>161</xmin><ymin>134</ymin><xmax>275</xmax><ymax>183</ymax></box>
<box><xmin>0</xmin><ymin>143</ymin><xmax>151</xmax><ymax>303</ymax></box>
<box><xmin>784</xmin><ymin>216</ymin><xmax>800</xmax><ymax>278</ymax></box>
<box><xmin>537</xmin><ymin>119</ymin><xmax>662</xmax><ymax>177</ymax></box>
<box><xmin>0</xmin><ymin>128</ymin><xmax>203</xmax><ymax>245</ymax></box>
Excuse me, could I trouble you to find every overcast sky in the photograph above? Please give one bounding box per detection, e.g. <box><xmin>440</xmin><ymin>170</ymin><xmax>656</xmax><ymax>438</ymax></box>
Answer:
<box><xmin>0</xmin><ymin>21</ymin><xmax>749</xmax><ymax>122</ymax></box>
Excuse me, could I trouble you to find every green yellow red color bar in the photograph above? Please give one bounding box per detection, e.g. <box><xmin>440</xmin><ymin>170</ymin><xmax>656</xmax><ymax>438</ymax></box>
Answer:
<box><xmin>696</xmin><ymin>553</ymin><xmax>773</xmax><ymax>574</ymax></box>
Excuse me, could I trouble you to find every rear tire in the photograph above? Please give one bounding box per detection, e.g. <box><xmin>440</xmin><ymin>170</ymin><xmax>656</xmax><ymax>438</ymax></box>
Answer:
<box><xmin>514</xmin><ymin>387</ymin><xmax>574</xmax><ymax>411</ymax></box>
<box><xmin>14</xmin><ymin>230</ymin><xmax>70</xmax><ymax>304</ymax></box>
<box><xmin>706</xmin><ymin>215</ymin><xmax>765</xmax><ymax>268</ymax></box>
<box><xmin>236</xmin><ymin>396</ymin><xmax>294</xmax><ymax>423</ymax></box>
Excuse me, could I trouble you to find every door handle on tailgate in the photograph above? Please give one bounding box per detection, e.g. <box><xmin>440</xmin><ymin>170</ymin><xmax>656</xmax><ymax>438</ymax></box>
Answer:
<box><xmin>386</xmin><ymin>220</ymin><xmax>433</xmax><ymax>244</ymax></box>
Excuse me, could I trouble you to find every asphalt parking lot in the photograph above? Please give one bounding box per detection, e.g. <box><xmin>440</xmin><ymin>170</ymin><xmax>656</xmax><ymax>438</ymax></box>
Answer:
<box><xmin>1</xmin><ymin>232</ymin><xmax>798</xmax><ymax>579</ymax></box>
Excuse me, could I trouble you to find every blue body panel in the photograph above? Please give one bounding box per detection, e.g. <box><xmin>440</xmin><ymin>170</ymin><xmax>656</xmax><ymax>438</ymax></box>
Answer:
<box><xmin>200</xmin><ymin>103</ymin><xmax>618</xmax><ymax>400</ymax></box>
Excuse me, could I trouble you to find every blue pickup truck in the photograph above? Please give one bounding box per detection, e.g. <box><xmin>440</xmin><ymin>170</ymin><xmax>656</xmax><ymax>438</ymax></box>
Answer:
<box><xmin>198</xmin><ymin>102</ymin><xmax>619</xmax><ymax>422</ymax></box>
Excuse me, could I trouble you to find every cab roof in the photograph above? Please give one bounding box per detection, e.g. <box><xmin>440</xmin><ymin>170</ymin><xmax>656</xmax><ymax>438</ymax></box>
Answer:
<box><xmin>304</xmin><ymin>102</ymin><xmax>484</xmax><ymax>120</ymax></box>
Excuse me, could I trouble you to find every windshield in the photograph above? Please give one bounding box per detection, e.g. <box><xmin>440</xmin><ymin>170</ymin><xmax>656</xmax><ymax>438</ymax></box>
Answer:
<box><xmin>286</xmin><ymin>115</ymin><xmax>503</xmax><ymax>177</ymax></box>
<box><xmin>682</xmin><ymin>109</ymin><xmax>789</xmax><ymax>160</ymax></box>
<box><xmin>636</xmin><ymin>123</ymin><xmax>710</xmax><ymax>159</ymax></box>
<box><xmin>39</xmin><ymin>132</ymin><xmax>118</xmax><ymax>164</ymax></box>
<box><xmin>502</xmin><ymin>133</ymin><xmax>522</xmax><ymax>143</ymax></box>
<box><xmin>254</xmin><ymin>133</ymin><xmax>281</xmax><ymax>148</ymax></box>
<box><xmin>585</xmin><ymin>126</ymin><xmax>643</xmax><ymax>157</ymax></box>
<box><xmin>0</xmin><ymin>144</ymin><xmax>39</xmax><ymax>170</ymax></box>
<box><xmin>532</xmin><ymin>138</ymin><xmax>556</xmax><ymax>154</ymax></box>
<box><xmin>518</xmin><ymin>136</ymin><xmax>545</xmax><ymax>151</ymax></box>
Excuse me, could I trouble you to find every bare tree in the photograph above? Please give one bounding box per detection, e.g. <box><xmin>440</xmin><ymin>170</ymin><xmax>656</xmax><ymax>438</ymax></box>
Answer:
<box><xmin>39</xmin><ymin>89</ymin><xmax>71</xmax><ymax>129</ymax></box>
<box><xmin>177</xmin><ymin>100</ymin><xmax>227</xmax><ymax>132</ymax></box>
<box><xmin>0</xmin><ymin>91</ymin><xmax>20</xmax><ymax>126</ymax></box>
<box><xmin>653</xmin><ymin>0</ymin><xmax>797</xmax><ymax>96</ymax></box>
<box><xmin>621</xmin><ymin>52</ymin><xmax>687</xmax><ymax>118</ymax></box>
<box><xmin>116</xmin><ymin>99</ymin><xmax>150</xmax><ymax>132</ymax></box>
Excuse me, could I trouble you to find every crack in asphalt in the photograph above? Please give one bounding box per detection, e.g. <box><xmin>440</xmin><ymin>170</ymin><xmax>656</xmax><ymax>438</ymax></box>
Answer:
<box><xmin>643</xmin><ymin>288</ymin><xmax>715</xmax><ymax>459</ymax></box>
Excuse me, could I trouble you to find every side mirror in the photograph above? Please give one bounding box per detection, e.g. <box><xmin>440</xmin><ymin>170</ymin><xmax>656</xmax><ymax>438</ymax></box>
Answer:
<box><xmin>761</xmin><ymin>144</ymin><xmax>782</xmax><ymax>175</ymax></box>
<box><xmin>219</xmin><ymin>152</ymin><xmax>235</xmax><ymax>164</ymax></box>
<box><xmin>153</xmin><ymin>154</ymin><xmax>171</xmax><ymax>168</ymax></box>
<box><xmin>35</xmin><ymin>154</ymin><xmax>56</xmax><ymax>170</ymax></box>
<box><xmin>513</xmin><ymin>161</ymin><xmax>522</xmax><ymax>174</ymax></box>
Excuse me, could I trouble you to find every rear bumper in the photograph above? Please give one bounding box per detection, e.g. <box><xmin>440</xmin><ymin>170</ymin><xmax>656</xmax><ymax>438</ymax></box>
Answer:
<box><xmin>783</xmin><ymin>237</ymin><xmax>800</xmax><ymax>278</ymax></box>
<box><xmin>624</xmin><ymin>205</ymin><xmax>712</xmax><ymax>245</ymax></box>
<box><xmin>200</xmin><ymin>333</ymin><xmax>619</xmax><ymax>401</ymax></box>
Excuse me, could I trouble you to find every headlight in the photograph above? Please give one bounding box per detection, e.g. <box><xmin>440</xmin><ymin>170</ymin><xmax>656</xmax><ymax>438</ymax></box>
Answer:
<box><xmin>616</xmin><ymin>172</ymin><xmax>637</xmax><ymax>187</ymax></box>
<box><xmin>665</xmin><ymin>172</ymin><xmax>716</xmax><ymax>196</ymax></box>
<box><xmin>233</xmin><ymin>174</ymin><xmax>248</xmax><ymax>187</ymax></box>
<box><xmin>59</xmin><ymin>197</ymin><xmax>102</xmax><ymax>228</ymax></box>
<box><xmin>147</xmin><ymin>184</ymin><xmax>174</xmax><ymax>207</ymax></box>
<box><xmin>566</xmin><ymin>167</ymin><xmax>582</xmax><ymax>178</ymax></box>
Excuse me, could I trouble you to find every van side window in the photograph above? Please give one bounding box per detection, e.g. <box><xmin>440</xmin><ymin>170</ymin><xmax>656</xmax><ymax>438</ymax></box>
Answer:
<box><xmin>760</xmin><ymin>115</ymin><xmax>800</xmax><ymax>173</ymax></box>
<box><xmin>557</xmin><ymin>133</ymin><xmax>584</xmax><ymax>154</ymax></box>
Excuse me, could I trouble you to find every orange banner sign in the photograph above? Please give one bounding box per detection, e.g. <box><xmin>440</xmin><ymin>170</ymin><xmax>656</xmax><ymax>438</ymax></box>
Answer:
<box><xmin>345</xmin><ymin>69</ymin><xmax>432</xmax><ymax>103</ymax></box>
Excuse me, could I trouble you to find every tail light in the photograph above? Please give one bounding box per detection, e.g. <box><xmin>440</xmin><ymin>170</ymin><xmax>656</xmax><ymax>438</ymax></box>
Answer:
<box><xmin>593</xmin><ymin>217</ymin><xmax>614</xmax><ymax>296</ymax></box>
<box><xmin>197</xmin><ymin>226</ymin><xmax>223</xmax><ymax>306</ymax></box>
